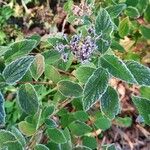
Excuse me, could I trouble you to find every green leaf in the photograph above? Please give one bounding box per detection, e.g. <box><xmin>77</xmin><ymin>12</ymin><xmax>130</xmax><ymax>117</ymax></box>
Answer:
<box><xmin>42</xmin><ymin>105</ymin><xmax>55</xmax><ymax>119</ymax></box>
<box><xmin>27</xmin><ymin>34</ymin><xmax>41</xmax><ymax>47</ymax></box>
<box><xmin>42</xmin><ymin>50</ymin><xmax>60</xmax><ymax>65</ymax></box>
<box><xmin>125</xmin><ymin>6</ymin><xmax>140</xmax><ymax>18</ymax></box>
<box><xmin>73</xmin><ymin>111</ymin><xmax>89</xmax><ymax>122</ymax></box>
<box><xmin>18</xmin><ymin>83</ymin><xmax>39</xmax><ymax>115</ymax></box>
<box><xmin>132</xmin><ymin>96</ymin><xmax>150</xmax><ymax>125</ymax></box>
<box><xmin>114</xmin><ymin>117</ymin><xmax>132</xmax><ymax>127</ymax></box>
<box><xmin>82</xmin><ymin>67</ymin><xmax>109</xmax><ymax>111</ymax></box>
<box><xmin>99</xmin><ymin>54</ymin><xmax>136</xmax><ymax>84</ymax></box>
<box><xmin>126</xmin><ymin>0</ymin><xmax>139</xmax><ymax>7</ymax></box>
<box><xmin>100</xmin><ymin>86</ymin><xmax>120</xmax><ymax>119</ymax></box>
<box><xmin>11</xmin><ymin>127</ymin><xmax>26</xmax><ymax>147</ymax></box>
<box><xmin>95</xmin><ymin>8</ymin><xmax>114</xmax><ymax>53</ymax></box>
<box><xmin>0</xmin><ymin>92</ymin><xmax>5</xmax><ymax>125</ymax></box>
<box><xmin>57</xmin><ymin>80</ymin><xmax>83</xmax><ymax>98</ymax></box>
<box><xmin>18</xmin><ymin>121</ymin><xmax>36</xmax><ymax>137</ymax></box>
<box><xmin>2</xmin><ymin>56</ymin><xmax>34</xmax><ymax>85</ymax></box>
<box><xmin>64</xmin><ymin>0</ymin><xmax>73</xmax><ymax>13</ymax></box>
<box><xmin>45</xmin><ymin>65</ymin><xmax>61</xmax><ymax>83</ymax></box>
<box><xmin>0</xmin><ymin>130</ymin><xmax>23</xmax><ymax>150</ymax></box>
<box><xmin>34</xmin><ymin>144</ymin><xmax>49</xmax><ymax>150</ymax></box>
<box><xmin>4</xmin><ymin>39</ymin><xmax>36</xmax><ymax>63</ymax></box>
<box><xmin>94</xmin><ymin>113</ymin><xmax>111</xmax><ymax>130</ymax></box>
<box><xmin>95</xmin><ymin>8</ymin><xmax>114</xmax><ymax>35</ymax></box>
<box><xmin>106</xmin><ymin>4</ymin><xmax>127</xmax><ymax>18</ymax></box>
<box><xmin>119</xmin><ymin>17</ymin><xmax>130</xmax><ymax>37</ymax></box>
<box><xmin>102</xmin><ymin>144</ymin><xmax>116</xmax><ymax>150</ymax></box>
<box><xmin>96</xmin><ymin>34</ymin><xmax>112</xmax><ymax>54</ymax></box>
<box><xmin>47</xmin><ymin>128</ymin><xmax>67</xmax><ymax>144</ymax></box>
<box><xmin>75</xmin><ymin>66</ymin><xmax>95</xmax><ymax>84</ymax></box>
<box><xmin>140</xmin><ymin>25</ymin><xmax>150</xmax><ymax>39</ymax></box>
<box><xmin>126</xmin><ymin>60</ymin><xmax>150</xmax><ymax>86</ymax></box>
<box><xmin>30</xmin><ymin>54</ymin><xmax>45</xmax><ymax>81</ymax></box>
<box><xmin>83</xmin><ymin>136</ymin><xmax>97</xmax><ymax>149</ymax></box>
<box><xmin>0</xmin><ymin>46</ymin><xmax>11</xmax><ymax>57</ymax></box>
<box><xmin>137</xmin><ymin>0</ymin><xmax>148</xmax><ymax>15</ymax></box>
<box><xmin>69</xmin><ymin>121</ymin><xmax>92</xmax><ymax>136</ymax></box>
<box><xmin>140</xmin><ymin>86</ymin><xmax>150</xmax><ymax>100</ymax></box>
<box><xmin>111</xmin><ymin>40</ymin><xmax>125</xmax><ymax>52</ymax></box>
<box><xmin>144</xmin><ymin>4</ymin><xmax>150</xmax><ymax>23</ymax></box>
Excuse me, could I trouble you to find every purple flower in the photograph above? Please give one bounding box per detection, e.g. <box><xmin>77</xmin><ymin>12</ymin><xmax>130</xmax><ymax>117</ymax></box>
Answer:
<box><xmin>70</xmin><ymin>35</ymin><xmax>97</xmax><ymax>62</ymax></box>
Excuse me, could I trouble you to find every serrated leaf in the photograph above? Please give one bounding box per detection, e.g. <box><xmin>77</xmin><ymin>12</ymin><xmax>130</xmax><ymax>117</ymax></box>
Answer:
<box><xmin>0</xmin><ymin>130</ymin><xmax>23</xmax><ymax>150</ymax></box>
<box><xmin>4</xmin><ymin>39</ymin><xmax>36</xmax><ymax>63</ymax></box>
<box><xmin>132</xmin><ymin>96</ymin><xmax>150</xmax><ymax>125</ymax></box>
<box><xmin>106</xmin><ymin>4</ymin><xmax>126</xmax><ymax>18</ymax></box>
<box><xmin>95</xmin><ymin>8</ymin><xmax>114</xmax><ymax>35</ymax></box>
<box><xmin>47</xmin><ymin>128</ymin><xmax>67</xmax><ymax>144</ymax></box>
<box><xmin>30</xmin><ymin>54</ymin><xmax>45</xmax><ymax>81</ymax></box>
<box><xmin>99</xmin><ymin>54</ymin><xmax>137</xmax><ymax>84</ymax></box>
<box><xmin>82</xmin><ymin>67</ymin><xmax>109</xmax><ymax>111</ymax></box>
<box><xmin>100</xmin><ymin>86</ymin><xmax>119</xmax><ymax>119</ymax></box>
<box><xmin>126</xmin><ymin>60</ymin><xmax>150</xmax><ymax>86</ymax></box>
<box><xmin>95</xmin><ymin>8</ymin><xmax>114</xmax><ymax>53</ymax></box>
<box><xmin>119</xmin><ymin>17</ymin><xmax>130</xmax><ymax>37</ymax></box>
<box><xmin>18</xmin><ymin>121</ymin><xmax>36</xmax><ymax>137</ymax></box>
<box><xmin>2</xmin><ymin>56</ymin><xmax>34</xmax><ymax>85</ymax></box>
<box><xmin>11</xmin><ymin>127</ymin><xmax>26</xmax><ymax>147</ymax></box>
<box><xmin>57</xmin><ymin>80</ymin><xmax>83</xmax><ymax>98</ymax></box>
<box><xmin>34</xmin><ymin>144</ymin><xmax>49</xmax><ymax>150</ymax></box>
<box><xmin>75</xmin><ymin>66</ymin><xmax>95</xmax><ymax>84</ymax></box>
<box><xmin>69</xmin><ymin>121</ymin><xmax>92</xmax><ymax>136</ymax></box>
<box><xmin>125</xmin><ymin>6</ymin><xmax>140</xmax><ymax>18</ymax></box>
<box><xmin>0</xmin><ymin>92</ymin><xmax>5</xmax><ymax>125</ymax></box>
<box><xmin>18</xmin><ymin>83</ymin><xmax>39</xmax><ymax>115</ymax></box>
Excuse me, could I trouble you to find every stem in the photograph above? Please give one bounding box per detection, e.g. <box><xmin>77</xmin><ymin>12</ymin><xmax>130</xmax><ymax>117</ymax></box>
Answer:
<box><xmin>21</xmin><ymin>0</ymin><xmax>30</xmax><ymax>14</ymax></box>
<box><xmin>57</xmin><ymin>69</ymin><xmax>75</xmax><ymax>77</ymax></box>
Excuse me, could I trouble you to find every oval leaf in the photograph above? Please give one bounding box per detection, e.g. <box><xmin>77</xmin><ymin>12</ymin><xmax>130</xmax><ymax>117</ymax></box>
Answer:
<box><xmin>100</xmin><ymin>86</ymin><xmax>120</xmax><ymax>119</ymax></box>
<box><xmin>99</xmin><ymin>54</ymin><xmax>137</xmax><ymax>84</ymax></box>
<box><xmin>132</xmin><ymin>96</ymin><xmax>150</xmax><ymax>125</ymax></box>
<box><xmin>126</xmin><ymin>60</ymin><xmax>150</xmax><ymax>86</ymax></box>
<box><xmin>57</xmin><ymin>80</ymin><xmax>83</xmax><ymax>98</ymax></box>
<box><xmin>82</xmin><ymin>67</ymin><xmax>109</xmax><ymax>111</ymax></box>
<box><xmin>4</xmin><ymin>39</ymin><xmax>36</xmax><ymax>63</ymax></box>
<box><xmin>0</xmin><ymin>130</ymin><xmax>23</xmax><ymax>150</ymax></box>
<box><xmin>2</xmin><ymin>56</ymin><xmax>34</xmax><ymax>85</ymax></box>
<box><xmin>119</xmin><ymin>17</ymin><xmax>130</xmax><ymax>37</ymax></box>
<box><xmin>18</xmin><ymin>83</ymin><xmax>39</xmax><ymax>115</ymax></box>
<box><xmin>30</xmin><ymin>54</ymin><xmax>45</xmax><ymax>81</ymax></box>
<box><xmin>47</xmin><ymin>128</ymin><xmax>67</xmax><ymax>144</ymax></box>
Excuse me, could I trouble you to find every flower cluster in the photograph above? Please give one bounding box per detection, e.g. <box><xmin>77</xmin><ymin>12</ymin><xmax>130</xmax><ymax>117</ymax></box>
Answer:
<box><xmin>55</xmin><ymin>43</ymin><xmax>68</xmax><ymax>62</ymax></box>
<box><xmin>70</xmin><ymin>34</ymin><xmax>97</xmax><ymax>63</ymax></box>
